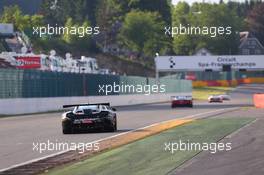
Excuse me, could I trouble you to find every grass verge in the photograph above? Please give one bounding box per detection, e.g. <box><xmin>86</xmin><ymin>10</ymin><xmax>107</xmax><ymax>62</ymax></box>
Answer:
<box><xmin>42</xmin><ymin>118</ymin><xmax>253</xmax><ymax>175</ymax></box>
<box><xmin>193</xmin><ymin>86</ymin><xmax>235</xmax><ymax>100</ymax></box>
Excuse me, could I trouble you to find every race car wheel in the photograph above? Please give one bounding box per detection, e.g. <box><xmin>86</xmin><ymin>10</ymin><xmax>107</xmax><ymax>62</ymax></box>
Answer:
<box><xmin>106</xmin><ymin>125</ymin><xmax>115</xmax><ymax>132</ymax></box>
<box><xmin>62</xmin><ymin>127</ymin><xmax>72</xmax><ymax>134</ymax></box>
<box><xmin>62</xmin><ymin>122</ymin><xmax>73</xmax><ymax>134</ymax></box>
<box><xmin>114</xmin><ymin>120</ymin><xmax>117</xmax><ymax>131</ymax></box>
<box><xmin>107</xmin><ymin>120</ymin><xmax>117</xmax><ymax>132</ymax></box>
<box><xmin>189</xmin><ymin>104</ymin><xmax>193</xmax><ymax>108</ymax></box>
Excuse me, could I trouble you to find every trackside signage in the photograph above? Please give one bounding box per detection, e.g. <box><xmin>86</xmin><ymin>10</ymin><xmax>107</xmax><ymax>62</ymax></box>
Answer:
<box><xmin>155</xmin><ymin>55</ymin><xmax>264</xmax><ymax>71</ymax></box>
<box><xmin>15</xmin><ymin>56</ymin><xmax>41</xmax><ymax>69</ymax></box>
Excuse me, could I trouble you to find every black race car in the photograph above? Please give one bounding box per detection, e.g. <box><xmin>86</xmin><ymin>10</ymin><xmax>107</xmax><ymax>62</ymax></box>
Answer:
<box><xmin>62</xmin><ymin>103</ymin><xmax>117</xmax><ymax>134</ymax></box>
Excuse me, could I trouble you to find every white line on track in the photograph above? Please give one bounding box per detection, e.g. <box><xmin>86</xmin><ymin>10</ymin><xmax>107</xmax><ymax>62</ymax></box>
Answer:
<box><xmin>0</xmin><ymin>107</ymin><xmax>239</xmax><ymax>172</ymax></box>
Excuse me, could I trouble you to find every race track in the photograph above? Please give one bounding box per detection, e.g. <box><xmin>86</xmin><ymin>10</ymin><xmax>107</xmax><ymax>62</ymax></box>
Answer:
<box><xmin>0</xmin><ymin>84</ymin><xmax>263</xmax><ymax>171</ymax></box>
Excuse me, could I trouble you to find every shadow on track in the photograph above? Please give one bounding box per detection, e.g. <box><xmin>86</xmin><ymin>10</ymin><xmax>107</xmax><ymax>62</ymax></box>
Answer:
<box><xmin>69</xmin><ymin>129</ymin><xmax>133</xmax><ymax>134</ymax></box>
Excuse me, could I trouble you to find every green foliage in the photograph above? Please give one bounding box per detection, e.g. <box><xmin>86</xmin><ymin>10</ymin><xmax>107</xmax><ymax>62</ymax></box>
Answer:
<box><xmin>62</xmin><ymin>18</ymin><xmax>74</xmax><ymax>43</ymax></box>
<box><xmin>95</xmin><ymin>0</ymin><xmax>134</xmax><ymax>50</ymax></box>
<box><xmin>32</xmin><ymin>37</ymin><xmax>70</xmax><ymax>54</ymax></box>
<box><xmin>0</xmin><ymin>5</ymin><xmax>44</xmax><ymax>31</ymax></box>
<box><xmin>41</xmin><ymin>0</ymin><xmax>98</xmax><ymax>25</ymax></box>
<box><xmin>247</xmin><ymin>2</ymin><xmax>264</xmax><ymax>45</ymax></box>
<box><xmin>172</xmin><ymin>2</ymin><xmax>243</xmax><ymax>55</ymax></box>
<box><xmin>128</xmin><ymin>0</ymin><xmax>172</xmax><ymax>25</ymax></box>
<box><xmin>61</xmin><ymin>18</ymin><xmax>93</xmax><ymax>52</ymax></box>
<box><xmin>119</xmin><ymin>11</ymin><xmax>169</xmax><ymax>58</ymax></box>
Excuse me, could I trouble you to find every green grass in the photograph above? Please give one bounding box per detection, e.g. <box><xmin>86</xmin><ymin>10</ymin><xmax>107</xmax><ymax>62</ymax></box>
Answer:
<box><xmin>193</xmin><ymin>86</ymin><xmax>235</xmax><ymax>100</ymax></box>
<box><xmin>43</xmin><ymin>118</ymin><xmax>253</xmax><ymax>175</ymax></box>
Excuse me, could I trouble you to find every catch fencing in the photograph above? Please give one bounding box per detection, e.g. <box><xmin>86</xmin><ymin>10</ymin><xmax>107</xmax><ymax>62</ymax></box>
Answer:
<box><xmin>0</xmin><ymin>69</ymin><xmax>192</xmax><ymax>98</ymax></box>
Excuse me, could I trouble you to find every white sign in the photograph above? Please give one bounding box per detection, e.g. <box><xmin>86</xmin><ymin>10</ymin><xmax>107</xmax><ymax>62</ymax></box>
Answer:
<box><xmin>0</xmin><ymin>23</ymin><xmax>14</xmax><ymax>35</ymax></box>
<box><xmin>155</xmin><ymin>55</ymin><xmax>264</xmax><ymax>71</ymax></box>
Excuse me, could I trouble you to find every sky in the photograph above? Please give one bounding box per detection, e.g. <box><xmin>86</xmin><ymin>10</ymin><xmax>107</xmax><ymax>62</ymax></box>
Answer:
<box><xmin>172</xmin><ymin>0</ymin><xmax>246</xmax><ymax>5</ymax></box>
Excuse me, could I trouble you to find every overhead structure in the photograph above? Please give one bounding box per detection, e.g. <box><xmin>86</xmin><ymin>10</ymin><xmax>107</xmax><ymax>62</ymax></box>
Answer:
<box><xmin>155</xmin><ymin>55</ymin><xmax>264</xmax><ymax>81</ymax></box>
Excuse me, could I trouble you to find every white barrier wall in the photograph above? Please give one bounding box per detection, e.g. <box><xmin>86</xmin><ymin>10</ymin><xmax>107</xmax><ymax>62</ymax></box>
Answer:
<box><xmin>0</xmin><ymin>93</ymin><xmax>191</xmax><ymax>115</ymax></box>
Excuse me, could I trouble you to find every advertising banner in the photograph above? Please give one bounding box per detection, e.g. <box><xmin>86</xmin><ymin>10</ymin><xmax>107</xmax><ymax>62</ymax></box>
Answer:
<box><xmin>15</xmin><ymin>56</ymin><xmax>41</xmax><ymax>69</ymax></box>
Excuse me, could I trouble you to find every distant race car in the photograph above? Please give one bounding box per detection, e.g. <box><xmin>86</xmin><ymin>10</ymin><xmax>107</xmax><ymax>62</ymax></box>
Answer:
<box><xmin>62</xmin><ymin>103</ymin><xmax>117</xmax><ymax>134</ymax></box>
<box><xmin>171</xmin><ymin>96</ymin><xmax>193</xmax><ymax>108</ymax></box>
<box><xmin>219</xmin><ymin>94</ymin><xmax>231</xmax><ymax>101</ymax></box>
<box><xmin>208</xmin><ymin>95</ymin><xmax>223</xmax><ymax>103</ymax></box>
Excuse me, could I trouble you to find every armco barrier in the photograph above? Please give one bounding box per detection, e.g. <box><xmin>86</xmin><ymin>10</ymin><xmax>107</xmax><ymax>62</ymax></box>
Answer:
<box><xmin>0</xmin><ymin>92</ymin><xmax>191</xmax><ymax>115</ymax></box>
<box><xmin>253</xmin><ymin>94</ymin><xmax>264</xmax><ymax>108</ymax></box>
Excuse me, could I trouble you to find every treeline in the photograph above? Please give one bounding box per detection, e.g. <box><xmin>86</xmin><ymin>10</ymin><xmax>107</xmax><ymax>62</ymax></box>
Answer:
<box><xmin>40</xmin><ymin>0</ymin><xmax>172</xmax><ymax>62</ymax></box>
<box><xmin>0</xmin><ymin>0</ymin><xmax>263</xmax><ymax>66</ymax></box>
<box><xmin>172</xmin><ymin>0</ymin><xmax>264</xmax><ymax>55</ymax></box>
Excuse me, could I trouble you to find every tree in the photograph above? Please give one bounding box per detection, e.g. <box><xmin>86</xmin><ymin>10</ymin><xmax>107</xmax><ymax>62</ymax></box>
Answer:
<box><xmin>40</xmin><ymin>0</ymin><xmax>67</xmax><ymax>25</ymax></box>
<box><xmin>63</xmin><ymin>18</ymin><xmax>75</xmax><ymax>43</ymax></box>
<box><xmin>171</xmin><ymin>2</ymin><xmax>192</xmax><ymax>55</ymax></box>
<box><xmin>0</xmin><ymin>5</ymin><xmax>43</xmax><ymax>31</ymax></box>
<box><xmin>128</xmin><ymin>0</ymin><xmax>172</xmax><ymax>25</ymax></box>
<box><xmin>95</xmin><ymin>0</ymin><xmax>173</xmax><ymax>54</ymax></box>
<box><xmin>226</xmin><ymin>0</ymin><xmax>262</xmax><ymax>18</ymax></box>
<box><xmin>95</xmin><ymin>0</ymin><xmax>125</xmax><ymax>48</ymax></box>
<box><xmin>84</xmin><ymin>0</ymin><xmax>99</xmax><ymax>25</ymax></box>
<box><xmin>62</xmin><ymin>18</ymin><xmax>93</xmax><ymax>51</ymax></box>
<box><xmin>247</xmin><ymin>2</ymin><xmax>264</xmax><ymax>45</ymax></box>
<box><xmin>0</xmin><ymin>5</ymin><xmax>27</xmax><ymax>31</ymax></box>
<box><xmin>172</xmin><ymin>2</ymin><xmax>242</xmax><ymax>55</ymax></box>
<box><xmin>119</xmin><ymin>11</ymin><xmax>169</xmax><ymax>59</ymax></box>
<box><xmin>40</xmin><ymin>0</ymin><xmax>99</xmax><ymax>25</ymax></box>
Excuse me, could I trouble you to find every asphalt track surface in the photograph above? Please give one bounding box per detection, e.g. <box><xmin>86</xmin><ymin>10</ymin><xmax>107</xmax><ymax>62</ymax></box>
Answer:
<box><xmin>0</xmin><ymin>84</ymin><xmax>262</xmax><ymax>171</ymax></box>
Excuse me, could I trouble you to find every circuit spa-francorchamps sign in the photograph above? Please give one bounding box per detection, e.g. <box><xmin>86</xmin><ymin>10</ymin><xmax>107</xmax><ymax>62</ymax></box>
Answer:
<box><xmin>155</xmin><ymin>55</ymin><xmax>264</xmax><ymax>71</ymax></box>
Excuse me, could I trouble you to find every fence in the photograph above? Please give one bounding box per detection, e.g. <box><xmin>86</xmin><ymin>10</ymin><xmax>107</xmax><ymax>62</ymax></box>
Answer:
<box><xmin>0</xmin><ymin>69</ymin><xmax>192</xmax><ymax>98</ymax></box>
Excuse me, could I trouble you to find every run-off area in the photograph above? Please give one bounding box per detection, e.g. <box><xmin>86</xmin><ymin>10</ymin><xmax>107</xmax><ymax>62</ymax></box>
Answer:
<box><xmin>43</xmin><ymin>118</ymin><xmax>253</xmax><ymax>175</ymax></box>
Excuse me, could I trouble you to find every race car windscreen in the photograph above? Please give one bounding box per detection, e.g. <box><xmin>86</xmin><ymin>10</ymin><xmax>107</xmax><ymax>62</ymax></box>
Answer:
<box><xmin>74</xmin><ymin>105</ymin><xmax>99</xmax><ymax>114</ymax></box>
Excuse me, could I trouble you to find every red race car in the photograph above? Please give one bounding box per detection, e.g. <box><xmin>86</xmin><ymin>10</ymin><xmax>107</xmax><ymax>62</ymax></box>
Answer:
<box><xmin>171</xmin><ymin>96</ymin><xmax>193</xmax><ymax>108</ymax></box>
